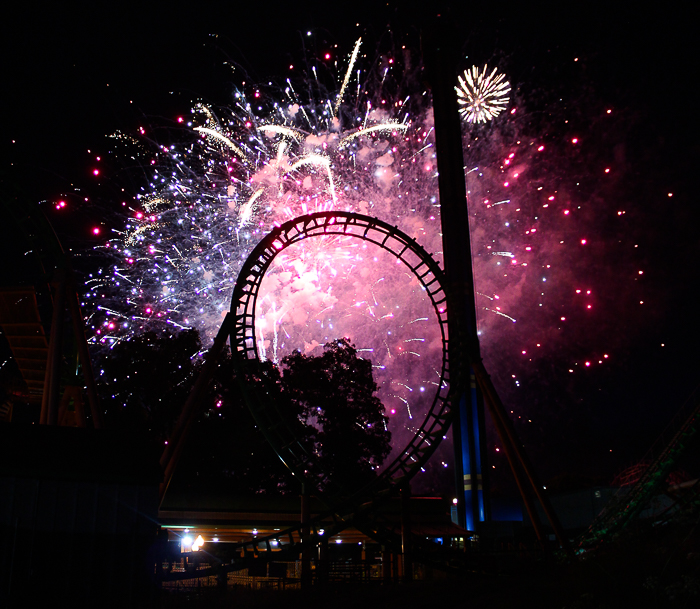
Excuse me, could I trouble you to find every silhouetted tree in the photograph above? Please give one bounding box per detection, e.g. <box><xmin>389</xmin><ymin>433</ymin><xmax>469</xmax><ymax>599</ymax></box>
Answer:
<box><xmin>280</xmin><ymin>338</ymin><xmax>391</xmax><ymax>489</ymax></box>
<box><xmin>96</xmin><ymin>331</ymin><xmax>390</xmax><ymax>495</ymax></box>
<box><xmin>96</xmin><ymin>329</ymin><xmax>203</xmax><ymax>443</ymax></box>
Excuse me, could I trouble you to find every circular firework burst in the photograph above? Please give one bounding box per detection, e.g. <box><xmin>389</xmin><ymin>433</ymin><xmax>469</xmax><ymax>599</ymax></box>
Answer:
<box><xmin>456</xmin><ymin>64</ymin><xmax>511</xmax><ymax>124</ymax></box>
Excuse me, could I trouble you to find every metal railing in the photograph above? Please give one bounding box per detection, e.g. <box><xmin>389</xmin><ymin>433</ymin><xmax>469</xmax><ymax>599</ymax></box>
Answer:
<box><xmin>579</xmin><ymin>384</ymin><xmax>700</xmax><ymax>548</ymax></box>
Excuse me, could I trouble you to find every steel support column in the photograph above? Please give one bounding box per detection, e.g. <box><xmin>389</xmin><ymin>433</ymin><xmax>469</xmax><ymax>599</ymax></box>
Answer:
<box><xmin>424</xmin><ymin>25</ymin><xmax>489</xmax><ymax>531</ymax></box>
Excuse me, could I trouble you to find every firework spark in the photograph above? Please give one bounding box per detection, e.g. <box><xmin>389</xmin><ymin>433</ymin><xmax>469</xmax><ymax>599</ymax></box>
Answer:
<box><xmin>86</xmin><ymin>39</ymin><xmax>452</xmax><ymax>473</ymax></box>
<box><xmin>85</xmin><ymin>37</ymin><xmax>622</xmax><ymax>491</ymax></box>
<box><xmin>456</xmin><ymin>64</ymin><xmax>511</xmax><ymax>123</ymax></box>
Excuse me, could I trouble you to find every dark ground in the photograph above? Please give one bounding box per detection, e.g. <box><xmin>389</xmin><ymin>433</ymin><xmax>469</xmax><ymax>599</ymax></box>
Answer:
<box><xmin>152</xmin><ymin>518</ymin><xmax>700</xmax><ymax>609</ymax></box>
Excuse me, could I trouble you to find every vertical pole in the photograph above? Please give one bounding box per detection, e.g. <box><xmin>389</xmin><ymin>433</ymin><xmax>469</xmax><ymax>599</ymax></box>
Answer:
<box><xmin>300</xmin><ymin>483</ymin><xmax>311</xmax><ymax>588</ymax></box>
<box><xmin>423</xmin><ymin>19</ymin><xmax>571</xmax><ymax>557</ymax></box>
<box><xmin>44</xmin><ymin>271</ymin><xmax>66</xmax><ymax>426</ymax></box>
<box><xmin>400</xmin><ymin>483</ymin><xmax>413</xmax><ymax>582</ymax></box>
<box><xmin>423</xmin><ymin>24</ymin><xmax>488</xmax><ymax>532</ymax></box>
<box><xmin>159</xmin><ymin>313</ymin><xmax>232</xmax><ymax>501</ymax></box>
<box><xmin>66</xmin><ymin>273</ymin><xmax>103</xmax><ymax>428</ymax></box>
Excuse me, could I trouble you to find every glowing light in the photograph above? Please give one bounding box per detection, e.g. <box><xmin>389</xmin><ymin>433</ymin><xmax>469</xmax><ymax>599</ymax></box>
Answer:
<box><xmin>192</xmin><ymin>535</ymin><xmax>204</xmax><ymax>551</ymax></box>
<box><xmin>456</xmin><ymin>65</ymin><xmax>511</xmax><ymax>124</ymax></box>
<box><xmin>87</xmin><ymin>38</ymin><xmax>622</xmax><ymax>478</ymax></box>
<box><xmin>194</xmin><ymin>127</ymin><xmax>248</xmax><ymax>161</ymax></box>
<box><xmin>334</xmin><ymin>38</ymin><xmax>362</xmax><ymax>117</ymax></box>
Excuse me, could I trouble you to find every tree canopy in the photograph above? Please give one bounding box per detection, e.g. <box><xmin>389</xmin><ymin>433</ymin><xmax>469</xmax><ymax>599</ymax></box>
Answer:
<box><xmin>96</xmin><ymin>331</ymin><xmax>391</xmax><ymax>495</ymax></box>
<box><xmin>281</xmin><ymin>338</ymin><xmax>391</xmax><ymax>490</ymax></box>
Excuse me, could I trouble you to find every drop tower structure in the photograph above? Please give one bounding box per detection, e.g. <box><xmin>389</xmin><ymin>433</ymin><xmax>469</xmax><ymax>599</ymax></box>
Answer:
<box><xmin>424</xmin><ymin>26</ymin><xmax>489</xmax><ymax>531</ymax></box>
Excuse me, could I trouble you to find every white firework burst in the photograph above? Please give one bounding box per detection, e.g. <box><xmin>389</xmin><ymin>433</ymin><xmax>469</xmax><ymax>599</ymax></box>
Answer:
<box><xmin>456</xmin><ymin>64</ymin><xmax>511</xmax><ymax>124</ymax></box>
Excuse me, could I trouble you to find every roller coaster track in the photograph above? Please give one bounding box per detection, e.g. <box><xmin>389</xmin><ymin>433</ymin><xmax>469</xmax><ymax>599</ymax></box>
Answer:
<box><xmin>162</xmin><ymin>212</ymin><xmax>470</xmax><ymax>582</ymax></box>
<box><xmin>228</xmin><ymin>211</ymin><xmax>464</xmax><ymax>505</ymax></box>
<box><xmin>578</xmin><ymin>385</ymin><xmax>700</xmax><ymax>549</ymax></box>
<box><xmin>160</xmin><ymin>210</ymin><xmax>570</xmax><ymax>565</ymax></box>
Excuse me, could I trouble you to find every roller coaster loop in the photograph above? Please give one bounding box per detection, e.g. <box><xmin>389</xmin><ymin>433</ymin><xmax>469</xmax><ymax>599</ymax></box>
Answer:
<box><xmin>229</xmin><ymin>211</ymin><xmax>468</xmax><ymax>506</ymax></box>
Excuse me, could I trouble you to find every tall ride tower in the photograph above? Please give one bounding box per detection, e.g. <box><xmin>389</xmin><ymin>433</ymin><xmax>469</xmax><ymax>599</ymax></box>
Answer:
<box><xmin>424</xmin><ymin>25</ymin><xmax>489</xmax><ymax>532</ymax></box>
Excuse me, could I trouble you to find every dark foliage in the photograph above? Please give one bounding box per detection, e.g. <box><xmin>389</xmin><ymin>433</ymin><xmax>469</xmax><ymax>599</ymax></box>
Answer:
<box><xmin>96</xmin><ymin>331</ymin><xmax>390</xmax><ymax>495</ymax></box>
<box><xmin>281</xmin><ymin>338</ymin><xmax>391</xmax><ymax>489</ymax></box>
<box><xmin>96</xmin><ymin>329</ymin><xmax>203</xmax><ymax>442</ymax></box>
<box><xmin>178</xmin><ymin>354</ymin><xmax>295</xmax><ymax>495</ymax></box>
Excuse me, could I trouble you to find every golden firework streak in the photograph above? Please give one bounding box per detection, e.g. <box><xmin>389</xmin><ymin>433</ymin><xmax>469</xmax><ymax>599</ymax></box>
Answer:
<box><xmin>257</xmin><ymin>125</ymin><xmax>305</xmax><ymax>140</ymax></box>
<box><xmin>289</xmin><ymin>155</ymin><xmax>337</xmax><ymax>202</ymax></box>
<box><xmin>194</xmin><ymin>127</ymin><xmax>248</xmax><ymax>162</ymax></box>
<box><xmin>126</xmin><ymin>223</ymin><xmax>161</xmax><ymax>246</ymax></box>
<box><xmin>239</xmin><ymin>188</ymin><xmax>265</xmax><ymax>227</ymax></box>
<box><xmin>333</xmin><ymin>38</ymin><xmax>362</xmax><ymax>118</ymax></box>
<box><xmin>339</xmin><ymin>123</ymin><xmax>408</xmax><ymax>147</ymax></box>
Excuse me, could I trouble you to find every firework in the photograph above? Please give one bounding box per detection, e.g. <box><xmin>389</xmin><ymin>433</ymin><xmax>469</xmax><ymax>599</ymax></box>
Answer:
<box><xmin>83</xmin><ymin>37</ymin><xmax>623</xmax><ymax>490</ymax></box>
<box><xmin>456</xmin><ymin>64</ymin><xmax>511</xmax><ymax>123</ymax></box>
<box><xmin>84</xmin><ymin>40</ymin><xmax>453</xmax><ymax>474</ymax></box>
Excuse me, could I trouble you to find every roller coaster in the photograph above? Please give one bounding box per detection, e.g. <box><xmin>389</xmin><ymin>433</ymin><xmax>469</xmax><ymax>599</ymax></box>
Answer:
<box><xmin>158</xmin><ymin>211</ymin><xmax>700</xmax><ymax>583</ymax></box>
<box><xmin>157</xmin><ymin>211</ymin><xmax>469</xmax><ymax>581</ymax></box>
<box><xmin>4</xmin><ymin>191</ymin><xmax>698</xmax><ymax>586</ymax></box>
<box><xmin>157</xmin><ymin>210</ymin><xmax>574</xmax><ymax>586</ymax></box>
<box><xmin>578</xmin><ymin>386</ymin><xmax>700</xmax><ymax>550</ymax></box>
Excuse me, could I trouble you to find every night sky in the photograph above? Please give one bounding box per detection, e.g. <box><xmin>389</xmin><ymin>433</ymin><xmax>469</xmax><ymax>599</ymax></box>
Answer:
<box><xmin>3</xmin><ymin>2</ymin><xmax>698</xmax><ymax>490</ymax></box>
